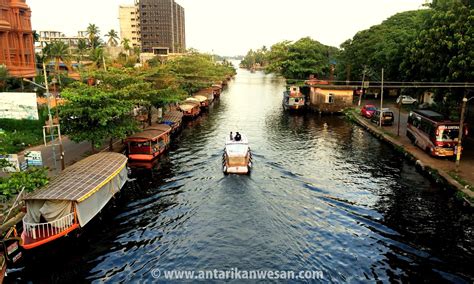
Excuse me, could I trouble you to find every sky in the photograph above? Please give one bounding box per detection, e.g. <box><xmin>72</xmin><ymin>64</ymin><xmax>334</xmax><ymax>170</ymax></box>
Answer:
<box><xmin>29</xmin><ymin>0</ymin><xmax>426</xmax><ymax>56</ymax></box>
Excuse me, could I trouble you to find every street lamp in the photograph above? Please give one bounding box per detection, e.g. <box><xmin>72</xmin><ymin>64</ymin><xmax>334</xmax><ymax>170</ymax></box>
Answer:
<box><xmin>455</xmin><ymin>95</ymin><xmax>473</xmax><ymax>169</ymax></box>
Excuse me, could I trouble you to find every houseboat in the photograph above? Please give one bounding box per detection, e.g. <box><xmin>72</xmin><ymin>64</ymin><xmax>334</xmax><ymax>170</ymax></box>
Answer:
<box><xmin>21</xmin><ymin>153</ymin><xmax>128</xmax><ymax>249</ymax></box>
<box><xmin>162</xmin><ymin>110</ymin><xmax>183</xmax><ymax>134</ymax></box>
<box><xmin>212</xmin><ymin>84</ymin><xmax>222</xmax><ymax>98</ymax></box>
<box><xmin>223</xmin><ymin>133</ymin><xmax>252</xmax><ymax>174</ymax></box>
<box><xmin>195</xmin><ymin>88</ymin><xmax>214</xmax><ymax>104</ymax></box>
<box><xmin>283</xmin><ymin>85</ymin><xmax>306</xmax><ymax>111</ymax></box>
<box><xmin>178</xmin><ymin>101</ymin><xmax>201</xmax><ymax>118</ymax></box>
<box><xmin>192</xmin><ymin>95</ymin><xmax>209</xmax><ymax>109</ymax></box>
<box><xmin>124</xmin><ymin>124</ymin><xmax>171</xmax><ymax>164</ymax></box>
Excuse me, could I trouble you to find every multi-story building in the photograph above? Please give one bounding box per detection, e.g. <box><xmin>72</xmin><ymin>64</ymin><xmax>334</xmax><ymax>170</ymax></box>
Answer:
<box><xmin>118</xmin><ymin>5</ymin><xmax>140</xmax><ymax>48</ymax></box>
<box><xmin>137</xmin><ymin>0</ymin><xmax>185</xmax><ymax>54</ymax></box>
<box><xmin>37</xmin><ymin>30</ymin><xmax>88</xmax><ymax>48</ymax></box>
<box><xmin>0</xmin><ymin>0</ymin><xmax>35</xmax><ymax>78</ymax></box>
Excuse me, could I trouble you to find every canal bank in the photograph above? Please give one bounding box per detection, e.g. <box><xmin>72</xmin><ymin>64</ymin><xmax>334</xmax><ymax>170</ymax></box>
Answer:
<box><xmin>345</xmin><ymin>108</ymin><xmax>474</xmax><ymax>206</ymax></box>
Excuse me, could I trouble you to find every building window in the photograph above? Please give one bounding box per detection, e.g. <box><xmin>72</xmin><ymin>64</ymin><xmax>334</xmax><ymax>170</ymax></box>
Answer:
<box><xmin>326</xmin><ymin>94</ymin><xmax>335</xmax><ymax>104</ymax></box>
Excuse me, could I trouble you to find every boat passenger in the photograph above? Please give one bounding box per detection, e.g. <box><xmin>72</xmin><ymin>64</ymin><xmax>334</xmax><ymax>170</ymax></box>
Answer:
<box><xmin>235</xmin><ymin>132</ymin><xmax>241</xmax><ymax>141</ymax></box>
<box><xmin>230</xmin><ymin>131</ymin><xmax>233</xmax><ymax>141</ymax></box>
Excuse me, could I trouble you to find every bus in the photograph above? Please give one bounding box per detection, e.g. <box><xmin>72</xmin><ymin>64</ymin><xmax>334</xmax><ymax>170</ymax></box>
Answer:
<box><xmin>406</xmin><ymin>109</ymin><xmax>468</xmax><ymax>157</ymax></box>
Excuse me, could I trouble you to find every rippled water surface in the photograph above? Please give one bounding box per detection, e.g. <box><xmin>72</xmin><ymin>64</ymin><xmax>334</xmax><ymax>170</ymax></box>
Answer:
<box><xmin>13</xmin><ymin>68</ymin><xmax>474</xmax><ymax>283</ymax></box>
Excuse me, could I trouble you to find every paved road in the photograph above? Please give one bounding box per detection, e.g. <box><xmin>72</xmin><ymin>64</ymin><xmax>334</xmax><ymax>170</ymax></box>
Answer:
<box><xmin>358</xmin><ymin>97</ymin><xmax>474</xmax><ymax>188</ymax></box>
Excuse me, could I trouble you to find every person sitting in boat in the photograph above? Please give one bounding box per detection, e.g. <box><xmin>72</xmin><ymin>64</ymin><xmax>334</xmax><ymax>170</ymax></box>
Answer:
<box><xmin>230</xmin><ymin>131</ymin><xmax>233</xmax><ymax>141</ymax></box>
<box><xmin>235</xmin><ymin>132</ymin><xmax>241</xmax><ymax>141</ymax></box>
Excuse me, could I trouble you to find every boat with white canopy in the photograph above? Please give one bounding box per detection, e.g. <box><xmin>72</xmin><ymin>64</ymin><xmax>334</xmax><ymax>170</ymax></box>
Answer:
<box><xmin>20</xmin><ymin>152</ymin><xmax>128</xmax><ymax>249</ymax></box>
<box><xmin>223</xmin><ymin>133</ymin><xmax>252</xmax><ymax>174</ymax></box>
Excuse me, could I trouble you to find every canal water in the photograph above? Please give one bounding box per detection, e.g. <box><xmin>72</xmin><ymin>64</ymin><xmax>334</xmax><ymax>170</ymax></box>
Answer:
<box><xmin>11</xmin><ymin>68</ymin><xmax>474</xmax><ymax>283</ymax></box>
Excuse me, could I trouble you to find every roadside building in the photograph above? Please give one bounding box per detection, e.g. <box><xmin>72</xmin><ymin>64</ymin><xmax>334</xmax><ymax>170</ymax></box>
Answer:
<box><xmin>308</xmin><ymin>86</ymin><xmax>354</xmax><ymax>113</ymax></box>
<box><xmin>0</xmin><ymin>0</ymin><xmax>35</xmax><ymax>78</ymax></box>
<box><xmin>35</xmin><ymin>30</ymin><xmax>88</xmax><ymax>54</ymax></box>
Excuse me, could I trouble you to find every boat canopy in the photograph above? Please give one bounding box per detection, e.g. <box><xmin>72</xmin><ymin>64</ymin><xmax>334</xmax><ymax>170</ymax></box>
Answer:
<box><xmin>23</xmin><ymin>152</ymin><xmax>128</xmax><ymax>227</ymax></box>
<box><xmin>179</xmin><ymin>102</ymin><xmax>200</xmax><ymax>111</ymax></box>
<box><xmin>185</xmin><ymin>97</ymin><xmax>200</xmax><ymax>103</ymax></box>
<box><xmin>193</xmin><ymin>95</ymin><xmax>208</xmax><ymax>102</ymax></box>
<box><xmin>125</xmin><ymin>125</ymin><xmax>171</xmax><ymax>142</ymax></box>
<box><xmin>225</xmin><ymin>135</ymin><xmax>249</xmax><ymax>157</ymax></box>
<box><xmin>162</xmin><ymin>111</ymin><xmax>183</xmax><ymax>125</ymax></box>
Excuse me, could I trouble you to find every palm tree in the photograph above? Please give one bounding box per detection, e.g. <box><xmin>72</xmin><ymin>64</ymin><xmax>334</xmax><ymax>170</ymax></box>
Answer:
<box><xmin>43</xmin><ymin>41</ymin><xmax>70</xmax><ymax>75</ymax></box>
<box><xmin>86</xmin><ymin>23</ymin><xmax>101</xmax><ymax>49</ymax></box>
<box><xmin>77</xmin><ymin>38</ymin><xmax>88</xmax><ymax>63</ymax></box>
<box><xmin>121</xmin><ymin>38</ymin><xmax>131</xmax><ymax>56</ymax></box>
<box><xmin>106</xmin><ymin>29</ymin><xmax>119</xmax><ymax>47</ymax></box>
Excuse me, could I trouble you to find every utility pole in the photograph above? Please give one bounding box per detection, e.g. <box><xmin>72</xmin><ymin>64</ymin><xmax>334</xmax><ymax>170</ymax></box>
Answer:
<box><xmin>397</xmin><ymin>101</ymin><xmax>401</xmax><ymax>136</ymax></box>
<box><xmin>42</xmin><ymin>62</ymin><xmax>58</xmax><ymax>173</ymax></box>
<box><xmin>358</xmin><ymin>67</ymin><xmax>366</xmax><ymax>107</ymax></box>
<box><xmin>379</xmin><ymin>68</ymin><xmax>384</xmax><ymax>127</ymax></box>
<box><xmin>455</xmin><ymin>94</ymin><xmax>473</xmax><ymax>169</ymax></box>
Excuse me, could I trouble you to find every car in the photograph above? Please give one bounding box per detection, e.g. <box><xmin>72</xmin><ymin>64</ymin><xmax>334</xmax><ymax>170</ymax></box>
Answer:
<box><xmin>371</xmin><ymin>108</ymin><xmax>394</xmax><ymax>126</ymax></box>
<box><xmin>396</xmin><ymin>95</ymin><xmax>418</xmax><ymax>105</ymax></box>
<box><xmin>360</xmin><ymin>104</ymin><xmax>377</xmax><ymax>118</ymax></box>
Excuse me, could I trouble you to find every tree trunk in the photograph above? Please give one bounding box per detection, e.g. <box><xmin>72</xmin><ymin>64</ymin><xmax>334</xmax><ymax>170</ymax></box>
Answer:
<box><xmin>91</xmin><ymin>141</ymin><xmax>95</xmax><ymax>153</ymax></box>
<box><xmin>109</xmin><ymin>138</ymin><xmax>114</xmax><ymax>152</ymax></box>
<box><xmin>148</xmin><ymin>106</ymin><xmax>153</xmax><ymax>126</ymax></box>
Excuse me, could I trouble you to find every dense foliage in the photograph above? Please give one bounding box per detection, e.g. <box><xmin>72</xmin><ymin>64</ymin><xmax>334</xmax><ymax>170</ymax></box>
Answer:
<box><xmin>336</xmin><ymin>10</ymin><xmax>427</xmax><ymax>82</ymax></box>
<box><xmin>59</xmin><ymin>53</ymin><xmax>235</xmax><ymax>151</ymax></box>
<box><xmin>0</xmin><ymin>168</ymin><xmax>49</xmax><ymax>199</ymax></box>
<box><xmin>241</xmin><ymin>38</ymin><xmax>338</xmax><ymax>80</ymax></box>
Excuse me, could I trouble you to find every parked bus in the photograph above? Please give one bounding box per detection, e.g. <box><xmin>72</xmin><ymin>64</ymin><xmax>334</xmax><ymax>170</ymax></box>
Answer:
<box><xmin>406</xmin><ymin>109</ymin><xmax>468</xmax><ymax>157</ymax></box>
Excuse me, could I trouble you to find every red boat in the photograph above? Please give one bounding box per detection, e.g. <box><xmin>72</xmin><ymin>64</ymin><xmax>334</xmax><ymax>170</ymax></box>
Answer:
<box><xmin>124</xmin><ymin>124</ymin><xmax>172</xmax><ymax>163</ymax></box>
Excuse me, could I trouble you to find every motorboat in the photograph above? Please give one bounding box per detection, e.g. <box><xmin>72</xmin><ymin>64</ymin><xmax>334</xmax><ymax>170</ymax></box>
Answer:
<box><xmin>223</xmin><ymin>133</ymin><xmax>252</xmax><ymax>174</ymax></box>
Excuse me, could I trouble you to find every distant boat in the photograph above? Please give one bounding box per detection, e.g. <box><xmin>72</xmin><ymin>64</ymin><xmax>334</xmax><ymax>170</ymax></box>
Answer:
<box><xmin>223</xmin><ymin>133</ymin><xmax>252</xmax><ymax>174</ymax></box>
<box><xmin>21</xmin><ymin>153</ymin><xmax>128</xmax><ymax>249</ymax></box>
<box><xmin>283</xmin><ymin>85</ymin><xmax>306</xmax><ymax>111</ymax></box>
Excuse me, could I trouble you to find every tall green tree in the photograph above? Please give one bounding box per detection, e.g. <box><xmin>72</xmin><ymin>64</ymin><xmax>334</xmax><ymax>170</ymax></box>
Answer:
<box><xmin>264</xmin><ymin>37</ymin><xmax>338</xmax><ymax>80</ymax></box>
<box><xmin>43</xmin><ymin>41</ymin><xmax>70</xmax><ymax>75</ymax></box>
<box><xmin>86</xmin><ymin>23</ymin><xmax>102</xmax><ymax>49</ymax></box>
<box><xmin>59</xmin><ymin>82</ymin><xmax>138</xmax><ymax>152</ymax></box>
<box><xmin>106</xmin><ymin>29</ymin><xmax>120</xmax><ymax>47</ymax></box>
<box><xmin>76</xmin><ymin>38</ymin><xmax>88</xmax><ymax>63</ymax></box>
<box><xmin>121</xmin><ymin>38</ymin><xmax>131</xmax><ymax>56</ymax></box>
<box><xmin>401</xmin><ymin>0</ymin><xmax>473</xmax><ymax>84</ymax></box>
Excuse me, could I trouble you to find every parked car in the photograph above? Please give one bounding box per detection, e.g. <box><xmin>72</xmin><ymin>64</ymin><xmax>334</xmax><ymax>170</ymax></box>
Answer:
<box><xmin>396</xmin><ymin>95</ymin><xmax>418</xmax><ymax>105</ymax></box>
<box><xmin>371</xmin><ymin>108</ymin><xmax>394</xmax><ymax>126</ymax></box>
<box><xmin>360</xmin><ymin>104</ymin><xmax>377</xmax><ymax>118</ymax></box>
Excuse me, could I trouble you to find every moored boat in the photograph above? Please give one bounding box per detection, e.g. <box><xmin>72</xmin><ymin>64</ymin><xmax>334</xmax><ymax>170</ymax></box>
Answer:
<box><xmin>192</xmin><ymin>95</ymin><xmax>209</xmax><ymax>108</ymax></box>
<box><xmin>283</xmin><ymin>85</ymin><xmax>306</xmax><ymax>111</ymax></box>
<box><xmin>20</xmin><ymin>152</ymin><xmax>128</xmax><ymax>249</ymax></box>
<box><xmin>194</xmin><ymin>88</ymin><xmax>214</xmax><ymax>104</ymax></box>
<box><xmin>124</xmin><ymin>124</ymin><xmax>171</xmax><ymax>164</ymax></box>
<box><xmin>223</xmin><ymin>133</ymin><xmax>252</xmax><ymax>174</ymax></box>
<box><xmin>212</xmin><ymin>84</ymin><xmax>222</xmax><ymax>98</ymax></box>
<box><xmin>162</xmin><ymin>110</ymin><xmax>183</xmax><ymax>134</ymax></box>
<box><xmin>178</xmin><ymin>101</ymin><xmax>201</xmax><ymax>118</ymax></box>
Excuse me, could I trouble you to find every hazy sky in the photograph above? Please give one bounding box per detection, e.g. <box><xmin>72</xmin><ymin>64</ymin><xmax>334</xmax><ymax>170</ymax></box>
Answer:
<box><xmin>29</xmin><ymin>0</ymin><xmax>426</xmax><ymax>55</ymax></box>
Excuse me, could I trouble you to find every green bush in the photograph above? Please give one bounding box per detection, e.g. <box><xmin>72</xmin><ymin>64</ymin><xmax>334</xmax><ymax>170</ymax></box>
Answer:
<box><xmin>0</xmin><ymin>167</ymin><xmax>49</xmax><ymax>199</ymax></box>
